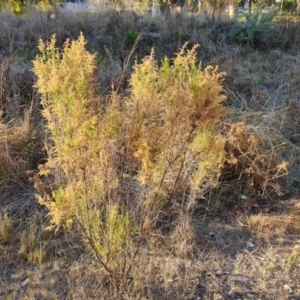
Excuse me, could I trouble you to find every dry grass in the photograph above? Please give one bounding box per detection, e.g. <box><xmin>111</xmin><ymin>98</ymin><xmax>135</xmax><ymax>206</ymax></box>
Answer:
<box><xmin>0</xmin><ymin>110</ymin><xmax>35</xmax><ymax>194</ymax></box>
<box><xmin>0</xmin><ymin>209</ymin><xmax>14</xmax><ymax>245</ymax></box>
<box><xmin>0</xmin><ymin>4</ymin><xmax>300</xmax><ymax>300</ymax></box>
<box><xmin>1</xmin><ymin>204</ymin><xmax>300</xmax><ymax>299</ymax></box>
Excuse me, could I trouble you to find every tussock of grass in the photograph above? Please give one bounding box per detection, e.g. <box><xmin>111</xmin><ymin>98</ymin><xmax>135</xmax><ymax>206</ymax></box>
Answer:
<box><xmin>0</xmin><ymin>110</ymin><xmax>35</xmax><ymax>193</ymax></box>
<box><xmin>247</xmin><ymin>214</ymin><xmax>296</xmax><ymax>237</ymax></box>
<box><xmin>0</xmin><ymin>209</ymin><xmax>14</xmax><ymax>245</ymax></box>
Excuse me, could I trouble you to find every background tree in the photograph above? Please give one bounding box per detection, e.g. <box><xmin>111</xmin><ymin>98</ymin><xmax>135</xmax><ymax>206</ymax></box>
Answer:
<box><xmin>0</xmin><ymin>0</ymin><xmax>62</xmax><ymax>14</ymax></box>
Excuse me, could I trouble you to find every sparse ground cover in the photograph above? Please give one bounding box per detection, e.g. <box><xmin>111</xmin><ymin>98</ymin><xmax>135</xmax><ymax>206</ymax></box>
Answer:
<box><xmin>0</xmin><ymin>4</ymin><xmax>300</xmax><ymax>300</ymax></box>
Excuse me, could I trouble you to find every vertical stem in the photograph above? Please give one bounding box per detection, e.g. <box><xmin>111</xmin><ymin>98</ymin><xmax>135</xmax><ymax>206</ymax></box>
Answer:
<box><xmin>211</xmin><ymin>0</ymin><xmax>217</xmax><ymax>24</ymax></box>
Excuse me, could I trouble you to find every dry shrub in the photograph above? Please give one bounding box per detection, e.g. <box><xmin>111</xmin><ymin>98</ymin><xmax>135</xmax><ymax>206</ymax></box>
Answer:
<box><xmin>32</xmin><ymin>33</ymin><xmax>228</xmax><ymax>294</ymax></box>
<box><xmin>33</xmin><ymin>34</ymin><xmax>137</xmax><ymax>292</ymax></box>
<box><xmin>126</xmin><ymin>44</ymin><xmax>227</xmax><ymax>205</ymax></box>
<box><xmin>223</xmin><ymin>121</ymin><xmax>289</xmax><ymax>196</ymax></box>
<box><xmin>221</xmin><ymin>48</ymin><xmax>299</xmax><ymax>198</ymax></box>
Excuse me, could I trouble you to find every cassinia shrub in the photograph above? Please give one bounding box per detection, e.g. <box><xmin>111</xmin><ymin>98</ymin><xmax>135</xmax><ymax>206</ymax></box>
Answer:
<box><xmin>33</xmin><ymin>34</ymin><xmax>227</xmax><ymax>288</ymax></box>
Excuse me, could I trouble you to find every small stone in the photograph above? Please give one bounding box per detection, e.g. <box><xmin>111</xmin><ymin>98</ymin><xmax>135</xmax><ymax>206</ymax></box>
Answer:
<box><xmin>246</xmin><ymin>241</ymin><xmax>255</xmax><ymax>248</ymax></box>
<box><xmin>21</xmin><ymin>277</ymin><xmax>30</xmax><ymax>287</ymax></box>
<box><xmin>72</xmin><ymin>243</ymin><xmax>80</xmax><ymax>249</ymax></box>
<box><xmin>213</xmin><ymin>293</ymin><xmax>223</xmax><ymax>300</ymax></box>
<box><xmin>216</xmin><ymin>269</ymin><xmax>223</xmax><ymax>276</ymax></box>
<box><xmin>209</xmin><ymin>231</ymin><xmax>215</xmax><ymax>238</ymax></box>
<box><xmin>56</xmin><ymin>249</ymin><xmax>66</xmax><ymax>257</ymax></box>
<box><xmin>284</xmin><ymin>284</ymin><xmax>293</xmax><ymax>293</ymax></box>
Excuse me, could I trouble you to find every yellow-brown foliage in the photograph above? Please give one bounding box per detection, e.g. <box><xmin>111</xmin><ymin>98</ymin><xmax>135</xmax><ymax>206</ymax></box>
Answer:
<box><xmin>126</xmin><ymin>44</ymin><xmax>227</xmax><ymax>206</ymax></box>
<box><xmin>33</xmin><ymin>33</ymin><xmax>120</xmax><ymax>226</ymax></box>
<box><xmin>32</xmin><ymin>35</ymin><xmax>228</xmax><ymax>286</ymax></box>
<box><xmin>224</xmin><ymin>121</ymin><xmax>289</xmax><ymax>195</ymax></box>
<box><xmin>33</xmin><ymin>34</ymin><xmax>133</xmax><ymax>284</ymax></box>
